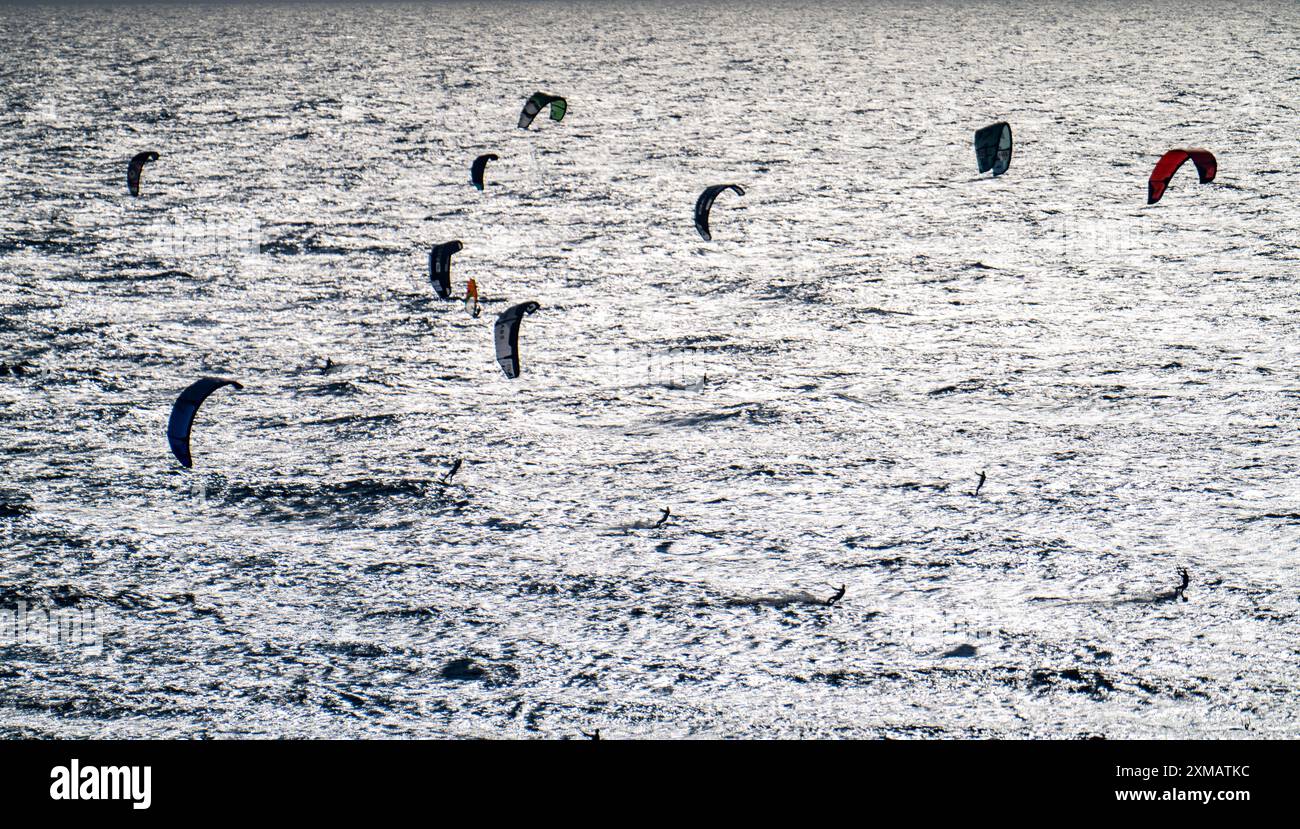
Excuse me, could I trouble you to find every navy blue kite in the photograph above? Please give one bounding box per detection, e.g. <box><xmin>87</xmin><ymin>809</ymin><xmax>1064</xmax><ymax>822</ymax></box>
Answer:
<box><xmin>471</xmin><ymin>153</ymin><xmax>498</xmax><ymax>191</ymax></box>
<box><xmin>127</xmin><ymin>151</ymin><xmax>160</xmax><ymax>196</ymax></box>
<box><xmin>167</xmin><ymin>377</ymin><xmax>242</xmax><ymax>469</ymax></box>
<box><xmin>694</xmin><ymin>184</ymin><xmax>745</xmax><ymax>241</ymax></box>
<box><xmin>429</xmin><ymin>241</ymin><xmax>464</xmax><ymax>300</ymax></box>
<box><xmin>974</xmin><ymin>122</ymin><xmax>1012</xmax><ymax>176</ymax></box>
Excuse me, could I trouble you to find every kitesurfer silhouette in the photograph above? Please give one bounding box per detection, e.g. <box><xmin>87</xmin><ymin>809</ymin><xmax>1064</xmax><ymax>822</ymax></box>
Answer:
<box><xmin>825</xmin><ymin>585</ymin><xmax>846</xmax><ymax>606</ymax></box>
<box><xmin>442</xmin><ymin>459</ymin><xmax>462</xmax><ymax>484</ymax></box>
<box><xmin>1154</xmin><ymin>569</ymin><xmax>1191</xmax><ymax>604</ymax></box>
<box><xmin>654</xmin><ymin>507</ymin><xmax>671</xmax><ymax>527</ymax></box>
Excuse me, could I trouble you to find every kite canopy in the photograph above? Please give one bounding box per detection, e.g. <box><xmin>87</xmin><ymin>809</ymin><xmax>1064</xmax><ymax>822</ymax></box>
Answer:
<box><xmin>694</xmin><ymin>184</ymin><xmax>745</xmax><ymax>241</ymax></box>
<box><xmin>494</xmin><ymin>301</ymin><xmax>540</xmax><ymax>379</ymax></box>
<box><xmin>1147</xmin><ymin>149</ymin><xmax>1217</xmax><ymax>204</ymax></box>
<box><xmin>471</xmin><ymin>153</ymin><xmax>499</xmax><ymax>190</ymax></box>
<box><xmin>167</xmin><ymin>377</ymin><xmax>242</xmax><ymax>469</ymax></box>
<box><xmin>974</xmin><ymin>122</ymin><xmax>1012</xmax><ymax>176</ymax></box>
<box><xmin>518</xmin><ymin>93</ymin><xmax>567</xmax><ymax>129</ymax></box>
<box><xmin>127</xmin><ymin>151</ymin><xmax>160</xmax><ymax>196</ymax></box>
<box><xmin>429</xmin><ymin>241</ymin><xmax>464</xmax><ymax>300</ymax></box>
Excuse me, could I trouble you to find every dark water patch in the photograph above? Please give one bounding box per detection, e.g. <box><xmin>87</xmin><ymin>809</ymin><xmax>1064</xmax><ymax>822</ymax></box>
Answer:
<box><xmin>0</xmin><ymin>237</ymin><xmax>89</xmax><ymax>255</ymax></box>
<box><xmin>215</xmin><ymin>477</ymin><xmax>462</xmax><ymax>524</ymax></box>
<box><xmin>0</xmin><ymin>583</ymin><xmax>96</xmax><ymax>609</ymax></box>
<box><xmin>483</xmin><ymin>516</ymin><xmax>535</xmax><ymax>532</ymax></box>
<box><xmin>860</xmin><ymin>306</ymin><xmax>915</xmax><ymax>316</ymax></box>
<box><xmin>362</xmin><ymin>605</ymin><xmax>439</xmax><ymax>620</ymax></box>
<box><xmin>928</xmin><ymin>379</ymin><xmax>986</xmax><ymax>396</ymax></box>
<box><xmin>320</xmin><ymin>641</ymin><xmax>407</xmax><ymax>659</ymax></box>
<box><xmin>0</xmin><ymin>490</ymin><xmax>33</xmax><ymax>518</ymax></box>
<box><xmin>757</xmin><ymin>282</ymin><xmax>826</xmax><ymax>303</ymax></box>
<box><xmin>439</xmin><ymin>656</ymin><xmax>518</xmax><ymax>686</ymax></box>
<box><xmin>651</xmin><ymin>402</ymin><xmax>781</xmax><ymax>429</ymax></box>
<box><xmin>260</xmin><ymin>230</ymin><xmax>382</xmax><ymax>257</ymax></box>
<box><xmin>302</xmin><ymin>412</ymin><xmax>400</xmax><ymax>428</ymax></box>
<box><xmin>294</xmin><ymin>380</ymin><xmax>363</xmax><ymax>398</ymax></box>
<box><xmin>1245</xmin><ymin>512</ymin><xmax>1300</xmax><ymax>523</ymax></box>
<box><xmin>0</xmin><ymin>358</ymin><xmax>36</xmax><ymax>379</ymax></box>
<box><xmin>892</xmin><ymin>481</ymin><xmax>950</xmax><ymax>492</ymax></box>
<box><xmin>813</xmin><ymin>664</ymin><xmax>1127</xmax><ymax>703</ymax></box>
<box><xmin>843</xmin><ymin>535</ymin><xmax>915</xmax><ymax>551</ymax></box>
<box><xmin>361</xmin><ymin>561</ymin><xmax>440</xmax><ymax>575</ymax></box>
<box><xmin>441</xmin><ymin>658</ymin><xmax>486</xmax><ymax>680</ymax></box>
<box><xmin>74</xmin><ymin>268</ymin><xmax>194</xmax><ymax>283</ymax></box>
<box><xmin>1028</xmin><ymin>668</ymin><xmax>1116</xmax><ymax>699</ymax></box>
<box><xmin>725</xmin><ymin>590</ymin><xmax>835</xmax><ymax>609</ymax></box>
<box><xmin>515</xmin><ymin>574</ymin><xmax>627</xmax><ymax>601</ymax></box>
<box><xmin>0</xmin><ymin>583</ymin><xmax>221</xmax><ymax>618</ymax></box>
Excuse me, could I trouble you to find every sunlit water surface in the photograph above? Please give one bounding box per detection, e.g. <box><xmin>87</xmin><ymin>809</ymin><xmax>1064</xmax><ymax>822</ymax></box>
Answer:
<box><xmin>2</xmin><ymin>0</ymin><xmax>1299</xmax><ymax>737</ymax></box>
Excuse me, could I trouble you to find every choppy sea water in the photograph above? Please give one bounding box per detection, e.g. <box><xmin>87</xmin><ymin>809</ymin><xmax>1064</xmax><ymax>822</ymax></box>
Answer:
<box><xmin>2</xmin><ymin>0</ymin><xmax>1299</xmax><ymax>738</ymax></box>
